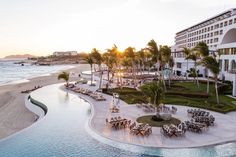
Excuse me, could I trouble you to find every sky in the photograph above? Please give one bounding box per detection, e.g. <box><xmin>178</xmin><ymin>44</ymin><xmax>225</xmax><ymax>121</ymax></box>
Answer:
<box><xmin>0</xmin><ymin>0</ymin><xmax>236</xmax><ymax>58</ymax></box>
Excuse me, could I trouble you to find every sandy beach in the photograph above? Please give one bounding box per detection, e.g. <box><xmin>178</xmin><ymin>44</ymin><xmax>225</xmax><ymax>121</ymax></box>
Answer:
<box><xmin>0</xmin><ymin>64</ymin><xmax>90</xmax><ymax>139</ymax></box>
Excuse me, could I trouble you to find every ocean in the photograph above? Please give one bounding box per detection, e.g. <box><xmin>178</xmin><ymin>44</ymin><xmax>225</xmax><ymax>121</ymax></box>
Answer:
<box><xmin>0</xmin><ymin>60</ymin><xmax>73</xmax><ymax>86</ymax></box>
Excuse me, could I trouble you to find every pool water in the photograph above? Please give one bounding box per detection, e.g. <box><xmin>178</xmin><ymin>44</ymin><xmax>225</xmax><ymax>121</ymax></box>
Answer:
<box><xmin>0</xmin><ymin>84</ymin><xmax>236</xmax><ymax>157</ymax></box>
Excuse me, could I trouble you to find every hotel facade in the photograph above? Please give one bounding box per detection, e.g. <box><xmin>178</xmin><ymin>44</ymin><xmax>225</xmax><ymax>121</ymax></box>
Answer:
<box><xmin>171</xmin><ymin>8</ymin><xmax>236</xmax><ymax>95</ymax></box>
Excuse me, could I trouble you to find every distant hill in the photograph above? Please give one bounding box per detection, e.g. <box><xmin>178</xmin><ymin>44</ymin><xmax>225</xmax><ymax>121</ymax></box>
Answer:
<box><xmin>4</xmin><ymin>54</ymin><xmax>36</xmax><ymax>59</ymax></box>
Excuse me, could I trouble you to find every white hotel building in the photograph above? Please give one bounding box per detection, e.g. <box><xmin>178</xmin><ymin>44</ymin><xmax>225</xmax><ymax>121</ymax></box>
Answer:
<box><xmin>172</xmin><ymin>8</ymin><xmax>236</xmax><ymax>95</ymax></box>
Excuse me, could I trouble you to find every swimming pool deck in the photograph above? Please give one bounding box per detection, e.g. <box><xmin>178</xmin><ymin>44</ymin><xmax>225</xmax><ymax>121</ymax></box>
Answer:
<box><xmin>69</xmin><ymin>82</ymin><xmax>236</xmax><ymax>148</ymax></box>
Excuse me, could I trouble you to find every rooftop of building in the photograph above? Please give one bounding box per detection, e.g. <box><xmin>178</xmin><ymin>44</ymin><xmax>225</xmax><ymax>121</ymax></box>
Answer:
<box><xmin>176</xmin><ymin>8</ymin><xmax>236</xmax><ymax>35</ymax></box>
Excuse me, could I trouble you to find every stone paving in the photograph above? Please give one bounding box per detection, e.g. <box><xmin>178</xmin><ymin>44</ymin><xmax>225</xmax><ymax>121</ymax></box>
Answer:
<box><xmin>69</xmin><ymin>75</ymin><xmax>236</xmax><ymax>148</ymax></box>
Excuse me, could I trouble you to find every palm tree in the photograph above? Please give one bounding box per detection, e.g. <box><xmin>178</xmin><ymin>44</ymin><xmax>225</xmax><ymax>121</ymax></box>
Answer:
<box><xmin>102</xmin><ymin>51</ymin><xmax>116</xmax><ymax>89</ymax></box>
<box><xmin>139</xmin><ymin>81</ymin><xmax>164</xmax><ymax>112</ymax></box>
<box><xmin>188</xmin><ymin>53</ymin><xmax>199</xmax><ymax>87</ymax></box>
<box><xmin>201</xmin><ymin>56</ymin><xmax>220</xmax><ymax>104</ymax></box>
<box><xmin>194</xmin><ymin>42</ymin><xmax>210</xmax><ymax>93</ymax></box>
<box><xmin>91</xmin><ymin>48</ymin><xmax>103</xmax><ymax>89</ymax></box>
<box><xmin>86</xmin><ymin>54</ymin><xmax>94</xmax><ymax>86</ymax></box>
<box><xmin>147</xmin><ymin>39</ymin><xmax>159</xmax><ymax>65</ymax></box>
<box><xmin>58</xmin><ymin>71</ymin><xmax>70</xmax><ymax>87</ymax></box>
<box><xmin>168</xmin><ymin>56</ymin><xmax>175</xmax><ymax>87</ymax></box>
<box><xmin>106</xmin><ymin>45</ymin><xmax>119</xmax><ymax>81</ymax></box>
<box><xmin>183</xmin><ymin>47</ymin><xmax>191</xmax><ymax>80</ymax></box>
<box><xmin>187</xmin><ymin>68</ymin><xmax>198</xmax><ymax>81</ymax></box>
<box><xmin>124</xmin><ymin>47</ymin><xmax>136</xmax><ymax>83</ymax></box>
<box><xmin>159</xmin><ymin>45</ymin><xmax>171</xmax><ymax>91</ymax></box>
<box><xmin>194</xmin><ymin>42</ymin><xmax>209</xmax><ymax>57</ymax></box>
<box><xmin>137</xmin><ymin>49</ymin><xmax>146</xmax><ymax>75</ymax></box>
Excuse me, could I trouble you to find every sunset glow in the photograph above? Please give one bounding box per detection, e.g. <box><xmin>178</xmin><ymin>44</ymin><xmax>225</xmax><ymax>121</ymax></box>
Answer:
<box><xmin>0</xmin><ymin>0</ymin><xmax>236</xmax><ymax>57</ymax></box>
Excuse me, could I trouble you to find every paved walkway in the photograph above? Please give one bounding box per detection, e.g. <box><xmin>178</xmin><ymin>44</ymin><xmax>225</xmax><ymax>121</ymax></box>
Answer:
<box><xmin>69</xmin><ymin>76</ymin><xmax>236</xmax><ymax>148</ymax></box>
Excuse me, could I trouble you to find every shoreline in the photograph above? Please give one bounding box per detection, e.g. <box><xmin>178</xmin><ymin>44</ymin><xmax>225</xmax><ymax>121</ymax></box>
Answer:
<box><xmin>0</xmin><ymin>64</ymin><xmax>75</xmax><ymax>87</ymax></box>
<box><xmin>0</xmin><ymin>64</ymin><xmax>90</xmax><ymax>139</ymax></box>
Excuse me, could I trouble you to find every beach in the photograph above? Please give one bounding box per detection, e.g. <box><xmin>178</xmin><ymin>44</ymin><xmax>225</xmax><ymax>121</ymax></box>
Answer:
<box><xmin>0</xmin><ymin>64</ymin><xmax>90</xmax><ymax>139</ymax></box>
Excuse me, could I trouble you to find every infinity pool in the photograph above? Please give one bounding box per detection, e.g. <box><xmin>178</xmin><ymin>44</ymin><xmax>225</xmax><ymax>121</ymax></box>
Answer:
<box><xmin>0</xmin><ymin>84</ymin><xmax>236</xmax><ymax>157</ymax></box>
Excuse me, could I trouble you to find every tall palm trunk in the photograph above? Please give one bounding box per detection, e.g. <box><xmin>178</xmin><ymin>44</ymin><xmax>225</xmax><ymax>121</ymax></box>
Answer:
<box><xmin>195</xmin><ymin>61</ymin><xmax>199</xmax><ymax>87</ymax></box>
<box><xmin>207</xmin><ymin>69</ymin><xmax>209</xmax><ymax>94</ymax></box>
<box><xmin>186</xmin><ymin>59</ymin><xmax>189</xmax><ymax>80</ymax></box>
<box><xmin>168</xmin><ymin>68</ymin><xmax>172</xmax><ymax>88</ymax></box>
<box><xmin>99</xmin><ymin>71</ymin><xmax>103</xmax><ymax>89</ymax></box>
<box><xmin>90</xmin><ymin>65</ymin><xmax>93</xmax><ymax>85</ymax></box>
<box><xmin>161</xmin><ymin>67</ymin><xmax>166</xmax><ymax>92</ymax></box>
<box><xmin>106</xmin><ymin>69</ymin><xmax>110</xmax><ymax>89</ymax></box>
<box><xmin>215</xmin><ymin>77</ymin><xmax>219</xmax><ymax>104</ymax></box>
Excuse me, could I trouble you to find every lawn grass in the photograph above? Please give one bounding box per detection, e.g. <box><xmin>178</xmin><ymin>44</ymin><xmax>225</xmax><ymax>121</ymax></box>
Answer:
<box><xmin>104</xmin><ymin>81</ymin><xmax>236</xmax><ymax>113</ymax></box>
<box><xmin>137</xmin><ymin>115</ymin><xmax>181</xmax><ymax>127</ymax></box>
<box><xmin>103</xmin><ymin>87</ymin><xmax>148</xmax><ymax>104</ymax></box>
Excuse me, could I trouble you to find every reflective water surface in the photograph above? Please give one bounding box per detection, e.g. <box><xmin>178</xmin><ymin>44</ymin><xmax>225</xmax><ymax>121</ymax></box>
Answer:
<box><xmin>0</xmin><ymin>84</ymin><xmax>236</xmax><ymax>157</ymax></box>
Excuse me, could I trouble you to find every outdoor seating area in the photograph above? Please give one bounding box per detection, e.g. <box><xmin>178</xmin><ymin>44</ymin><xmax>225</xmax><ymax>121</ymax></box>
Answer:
<box><xmin>129</xmin><ymin>123</ymin><xmax>152</xmax><ymax>136</ymax></box>
<box><xmin>185</xmin><ymin>121</ymin><xmax>208</xmax><ymax>133</ymax></box>
<box><xmin>160</xmin><ymin>105</ymin><xmax>177</xmax><ymax>114</ymax></box>
<box><xmin>109</xmin><ymin>105</ymin><xmax>119</xmax><ymax>113</ymax></box>
<box><xmin>105</xmin><ymin>116</ymin><xmax>131</xmax><ymax>129</ymax></box>
<box><xmin>105</xmin><ymin>116</ymin><xmax>152</xmax><ymax>136</ymax></box>
<box><xmin>183</xmin><ymin>109</ymin><xmax>215</xmax><ymax>133</ymax></box>
<box><xmin>69</xmin><ymin>86</ymin><xmax>106</xmax><ymax>101</ymax></box>
<box><xmin>187</xmin><ymin>109</ymin><xmax>215</xmax><ymax>126</ymax></box>
<box><xmin>161</xmin><ymin>123</ymin><xmax>187</xmax><ymax>137</ymax></box>
<box><xmin>136</xmin><ymin>103</ymin><xmax>156</xmax><ymax>113</ymax></box>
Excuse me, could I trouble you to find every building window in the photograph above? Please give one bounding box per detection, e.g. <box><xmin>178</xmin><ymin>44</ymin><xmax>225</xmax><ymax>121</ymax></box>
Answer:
<box><xmin>224</xmin><ymin>21</ymin><xmax>228</xmax><ymax>26</ymax></box>
<box><xmin>214</xmin><ymin>38</ymin><xmax>218</xmax><ymax>43</ymax></box>
<box><xmin>177</xmin><ymin>63</ymin><xmax>182</xmax><ymax>68</ymax></box>
<box><xmin>220</xmin><ymin>22</ymin><xmax>223</xmax><ymax>27</ymax></box>
<box><xmin>211</xmin><ymin>26</ymin><xmax>213</xmax><ymax>30</ymax></box>
<box><xmin>234</xmin><ymin>18</ymin><xmax>236</xmax><ymax>23</ymax></box>
<box><xmin>214</xmin><ymin>24</ymin><xmax>219</xmax><ymax>29</ymax></box>
<box><xmin>224</xmin><ymin>60</ymin><xmax>229</xmax><ymax>71</ymax></box>
<box><xmin>210</xmin><ymin>39</ymin><xmax>213</xmax><ymax>43</ymax></box>
<box><xmin>220</xmin><ymin>30</ymin><xmax>223</xmax><ymax>35</ymax></box>
<box><xmin>229</xmin><ymin>19</ymin><xmax>233</xmax><ymax>25</ymax></box>
<box><xmin>211</xmin><ymin>32</ymin><xmax>213</xmax><ymax>37</ymax></box>
<box><xmin>233</xmin><ymin>48</ymin><xmax>236</xmax><ymax>55</ymax></box>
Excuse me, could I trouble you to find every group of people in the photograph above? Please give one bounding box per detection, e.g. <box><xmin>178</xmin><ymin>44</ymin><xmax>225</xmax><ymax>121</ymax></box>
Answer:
<box><xmin>161</xmin><ymin>123</ymin><xmax>187</xmax><ymax>137</ymax></box>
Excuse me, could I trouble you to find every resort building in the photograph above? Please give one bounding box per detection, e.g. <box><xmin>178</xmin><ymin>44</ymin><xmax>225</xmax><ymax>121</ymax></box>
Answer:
<box><xmin>171</xmin><ymin>8</ymin><xmax>236</xmax><ymax>95</ymax></box>
<box><xmin>53</xmin><ymin>51</ymin><xmax>78</xmax><ymax>56</ymax></box>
